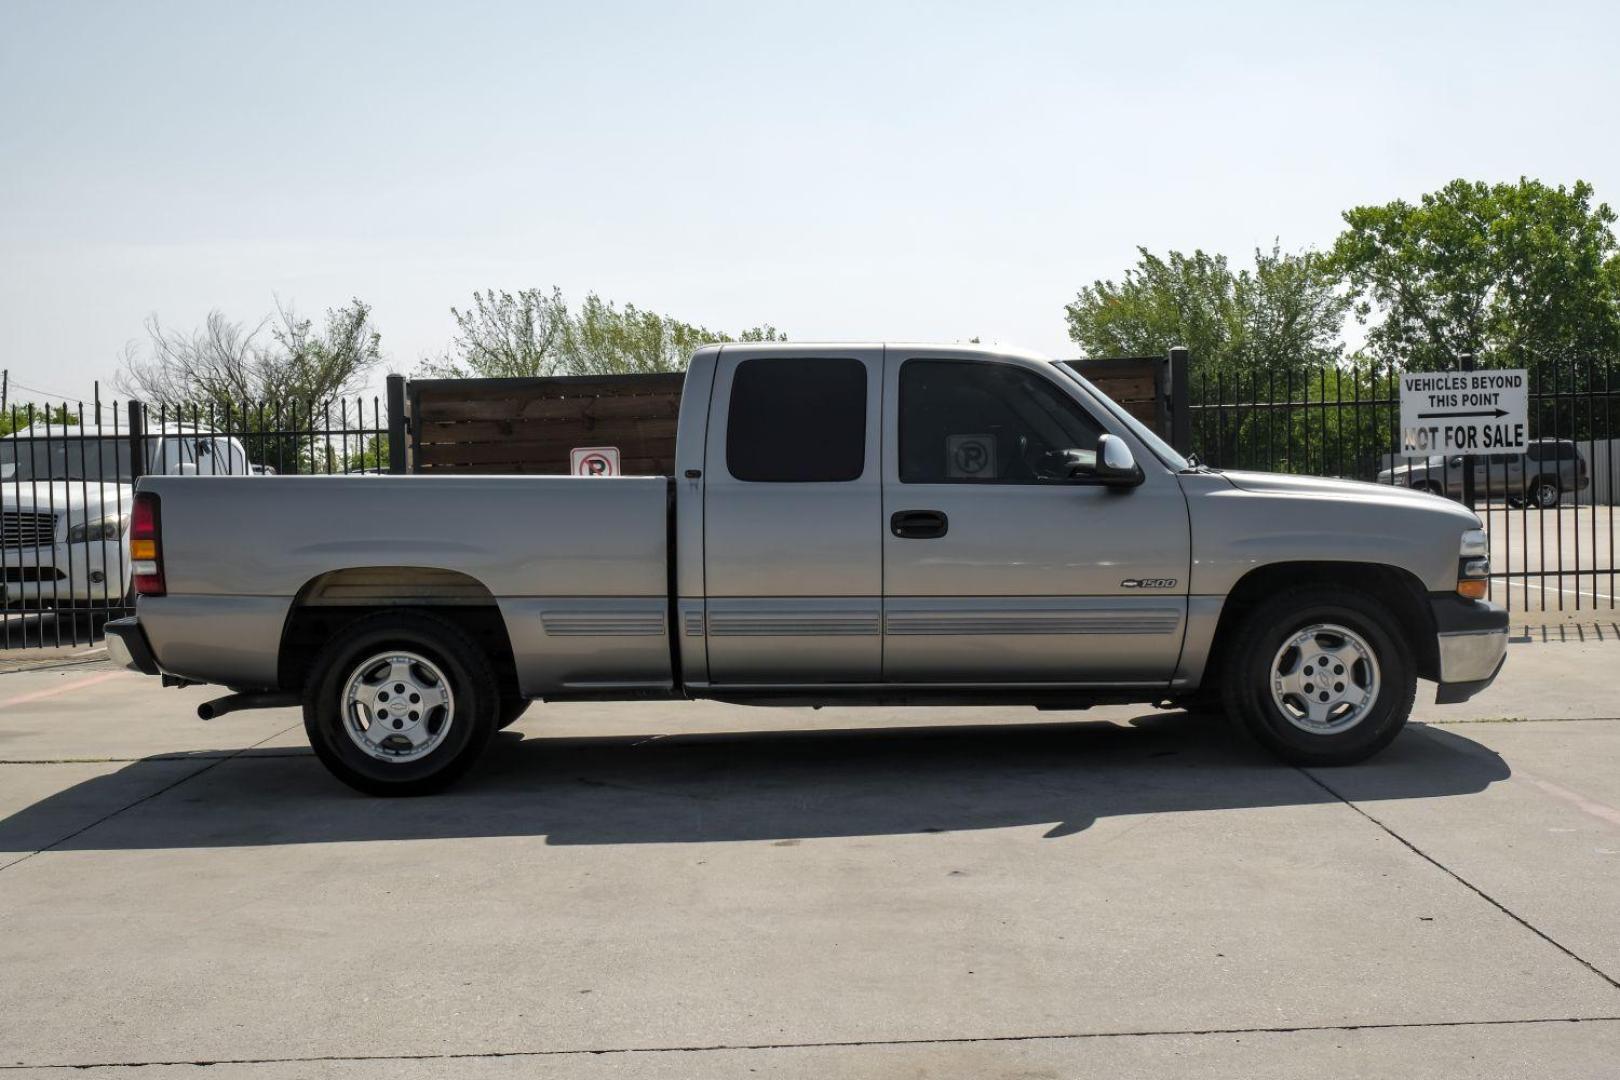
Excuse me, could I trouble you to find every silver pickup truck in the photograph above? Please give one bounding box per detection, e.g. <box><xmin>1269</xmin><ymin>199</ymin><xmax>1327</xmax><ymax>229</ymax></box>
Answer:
<box><xmin>106</xmin><ymin>343</ymin><xmax>1508</xmax><ymax>795</ymax></box>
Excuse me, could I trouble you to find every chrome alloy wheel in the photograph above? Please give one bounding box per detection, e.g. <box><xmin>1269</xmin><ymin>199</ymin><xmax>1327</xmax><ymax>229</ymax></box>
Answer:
<box><xmin>340</xmin><ymin>651</ymin><xmax>454</xmax><ymax>763</ymax></box>
<box><xmin>1268</xmin><ymin>623</ymin><xmax>1381</xmax><ymax>735</ymax></box>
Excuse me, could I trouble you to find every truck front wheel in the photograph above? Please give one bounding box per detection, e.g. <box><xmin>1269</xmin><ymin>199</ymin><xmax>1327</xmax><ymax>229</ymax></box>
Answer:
<box><xmin>1221</xmin><ymin>586</ymin><xmax>1416</xmax><ymax>766</ymax></box>
<box><xmin>303</xmin><ymin>612</ymin><xmax>498</xmax><ymax>796</ymax></box>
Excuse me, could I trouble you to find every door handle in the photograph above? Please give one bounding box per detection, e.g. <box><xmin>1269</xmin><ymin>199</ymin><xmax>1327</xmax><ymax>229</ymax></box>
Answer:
<box><xmin>890</xmin><ymin>509</ymin><xmax>949</xmax><ymax>539</ymax></box>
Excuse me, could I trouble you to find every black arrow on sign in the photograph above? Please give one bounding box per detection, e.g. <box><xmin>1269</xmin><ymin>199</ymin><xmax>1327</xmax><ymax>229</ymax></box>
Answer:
<box><xmin>1417</xmin><ymin>408</ymin><xmax>1509</xmax><ymax>419</ymax></box>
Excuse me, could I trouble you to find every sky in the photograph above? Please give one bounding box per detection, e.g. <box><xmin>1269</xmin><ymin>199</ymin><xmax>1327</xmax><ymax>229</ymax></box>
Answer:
<box><xmin>2</xmin><ymin>0</ymin><xmax>1618</xmax><ymax>404</ymax></box>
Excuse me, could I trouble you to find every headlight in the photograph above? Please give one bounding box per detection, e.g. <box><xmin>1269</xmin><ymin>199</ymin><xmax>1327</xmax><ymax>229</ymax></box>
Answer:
<box><xmin>1460</xmin><ymin>529</ymin><xmax>1488</xmax><ymax>558</ymax></box>
<box><xmin>68</xmin><ymin>516</ymin><xmax>128</xmax><ymax>543</ymax></box>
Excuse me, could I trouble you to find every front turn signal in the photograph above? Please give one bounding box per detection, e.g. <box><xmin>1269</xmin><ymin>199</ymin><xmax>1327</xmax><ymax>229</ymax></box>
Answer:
<box><xmin>1457</xmin><ymin>579</ymin><xmax>1488</xmax><ymax>600</ymax></box>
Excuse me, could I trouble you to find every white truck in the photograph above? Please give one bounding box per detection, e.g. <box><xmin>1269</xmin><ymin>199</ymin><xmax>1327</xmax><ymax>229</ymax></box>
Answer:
<box><xmin>1</xmin><ymin>423</ymin><xmax>253</xmax><ymax>610</ymax></box>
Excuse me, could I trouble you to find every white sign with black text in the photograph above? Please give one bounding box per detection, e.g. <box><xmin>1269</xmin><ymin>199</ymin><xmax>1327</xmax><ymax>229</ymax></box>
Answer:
<box><xmin>1398</xmin><ymin>370</ymin><xmax>1527</xmax><ymax>457</ymax></box>
<box><xmin>570</xmin><ymin>446</ymin><xmax>621</xmax><ymax>477</ymax></box>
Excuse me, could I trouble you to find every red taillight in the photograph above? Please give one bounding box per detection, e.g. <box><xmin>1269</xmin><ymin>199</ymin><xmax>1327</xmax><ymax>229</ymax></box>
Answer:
<box><xmin>131</xmin><ymin>492</ymin><xmax>165</xmax><ymax>597</ymax></box>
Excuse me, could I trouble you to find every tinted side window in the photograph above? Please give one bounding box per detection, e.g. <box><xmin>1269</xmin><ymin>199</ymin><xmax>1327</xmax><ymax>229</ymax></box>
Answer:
<box><xmin>899</xmin><ymin>360</ymin><xmax>1104</xmax><ymax>484</ymax></box>
<box><xmin>726</xmin><ymin>357</ymin><xmax>868</xmax><ymax>482</ymax></box>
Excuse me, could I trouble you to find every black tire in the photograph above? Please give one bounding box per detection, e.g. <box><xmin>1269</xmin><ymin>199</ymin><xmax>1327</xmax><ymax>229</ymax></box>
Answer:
<box><xmin>1171</xmin><ymin>687</ymin><xmax>1225</xmax><ymax>717</ymax></box>
<box><xmin>1531</xmin><ymin>476</ymin><xmax>1560</xmax><ymax>509</ymax></box>
<box><xmin>496</xmin><ymin>697</ymin><xmax>530</xmax><ymax>730</ymax></box>
<box><xmin>1221</xmin><ymin>586</ymin><xmax>1416</xmax><ymax>766</ymax></box>
<box><xmin>303</xmin><ymin>611</ymin><xmax>498</xmax><ymax>796</ymax></box>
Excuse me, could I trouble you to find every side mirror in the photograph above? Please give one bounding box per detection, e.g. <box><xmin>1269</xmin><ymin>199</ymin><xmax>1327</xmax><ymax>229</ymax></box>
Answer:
<box><xmin>1087</xmin><ymin>434</ymin><xmax>1143</xmax><ymax>488</ymax></box>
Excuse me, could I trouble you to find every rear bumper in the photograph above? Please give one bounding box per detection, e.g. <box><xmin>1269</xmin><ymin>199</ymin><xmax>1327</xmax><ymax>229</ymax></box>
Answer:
<box><xmin>1429</xmin><ymin>596</ymin><xmax>1509</xmax><ymax>704</ymax></box>
<box><xmin>104</xmin><ymin>616</ymin><xmax>161</xmax><ymax>676</ymax></box>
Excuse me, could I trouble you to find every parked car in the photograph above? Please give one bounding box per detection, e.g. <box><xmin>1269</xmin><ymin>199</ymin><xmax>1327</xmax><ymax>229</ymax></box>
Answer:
<box><xmin>1</xmin><ymin>424</ymin><xmax>252</xmax><ymax>610</ymax></box>
<box><xmin>107</xmin><ymin>343</ymin><xmax>1508</xmax><ymax>794</ymax></box>
<box><xmin>1376</xmin><ymin>438</ymin><xmax>1589</xmax><ymax>508</ymax></box>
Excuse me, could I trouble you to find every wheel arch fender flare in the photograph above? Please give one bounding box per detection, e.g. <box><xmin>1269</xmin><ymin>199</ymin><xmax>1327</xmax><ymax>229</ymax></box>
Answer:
<box><xmin>275</xmin><ymin>566</ymin><xmax>518</xmax><ymax>695</ymax></box>
<box><xmin>1199</xmin><ymin>561</ymin><xmax>1440</xmax><ymax>688</ymax></box>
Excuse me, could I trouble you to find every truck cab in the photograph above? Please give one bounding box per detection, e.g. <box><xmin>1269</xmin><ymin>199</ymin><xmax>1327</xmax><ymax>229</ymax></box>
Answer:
<box><xmin>681</xmin><ymin>344</ymin><xmax>1190</xmax><ymax>690</ymax></box>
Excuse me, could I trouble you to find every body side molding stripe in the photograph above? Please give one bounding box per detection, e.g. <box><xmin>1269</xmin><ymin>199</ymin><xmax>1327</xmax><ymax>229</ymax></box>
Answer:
<box><xmin>884</xmin><ymin>609</ymin><xmax>1181</xmax><ymax>636</ymax></box>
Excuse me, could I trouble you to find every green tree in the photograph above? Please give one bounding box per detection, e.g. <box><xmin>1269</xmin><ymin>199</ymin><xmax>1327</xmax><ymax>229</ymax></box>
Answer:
<box><xmin>1063</xmin><ymin>244</ymin><xmax>1349</xmax><ymax>390</ymax></box>
<box><xmin>342</xmin><ymin>434</ymin><xmax>390</xmax><ymax>473</ymax></box>
<box><xmin>419</xmin><ymin>288</ymin><xmax>785</xmax><ymax>378</ymax></box>
<box><xmin>1065</xmin><ymin>244</ymin><xmax>1351</xmax><ymax>469</ymax></box>
<box><xmin>0</xmin><ymin>403</ymin><xmax>77</xmax><ymax>437</ymax></box>
<box><xmin>1330</xmin><ymin>178</ymin><xmax>1620</xmax><ymax>375</ymax></box>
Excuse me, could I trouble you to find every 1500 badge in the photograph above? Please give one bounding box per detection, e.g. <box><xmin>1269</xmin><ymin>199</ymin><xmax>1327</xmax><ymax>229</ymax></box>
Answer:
<box><xmin>1120</xmin><ymin>578</ymin><xmax>1177</xmax><ymax>589</ymax></box>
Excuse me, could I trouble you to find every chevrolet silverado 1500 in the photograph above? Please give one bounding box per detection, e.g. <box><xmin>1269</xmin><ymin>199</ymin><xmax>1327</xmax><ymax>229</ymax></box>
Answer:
<box><xmin>105</xmin><ymin>343</ymin><xmax>1508</xmax><ymax>795</ymax></box>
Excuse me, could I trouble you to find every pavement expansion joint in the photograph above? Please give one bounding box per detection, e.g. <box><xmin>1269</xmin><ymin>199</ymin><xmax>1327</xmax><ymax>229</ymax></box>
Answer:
<box><xmin>1298</xmin><ymin>765</ymin><xmax>1620</xmax><ymax>993</ymax></box>
<box><xmin>0</xmin><ymin>723</ymin><xmax>304</xmax><ymax>876</ymax></box>
<box><xmin>5</xmin><ymin>1016</ymin><xmax>1620</xmax><ymax>1072</ymax></box>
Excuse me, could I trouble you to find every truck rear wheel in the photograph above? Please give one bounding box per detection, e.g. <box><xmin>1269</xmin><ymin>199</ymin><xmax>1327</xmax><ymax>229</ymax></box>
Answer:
<box><xmin>303</xmin><ymin>612</ymin><xmax>498</xmax><ymax>796</ymax></box>
<box><xmin>1221</xmin><ymin>586</ymin><xmax>1416</xmax><ymax>766</ymax></box>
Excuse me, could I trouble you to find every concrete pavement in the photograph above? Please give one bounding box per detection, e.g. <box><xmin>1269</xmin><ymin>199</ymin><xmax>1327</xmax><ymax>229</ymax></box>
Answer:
<box><xmin>1</xmin><ymin>642</ymin><xmax>1617</xmax><ymax>1077</ymax></box>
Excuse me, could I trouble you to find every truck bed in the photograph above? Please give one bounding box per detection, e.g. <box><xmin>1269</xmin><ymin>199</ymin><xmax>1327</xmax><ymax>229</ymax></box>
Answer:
<box><xmin>137</xmin><ymin>474</ymin><xmax>674</xmax><ymax>694</ymax></box>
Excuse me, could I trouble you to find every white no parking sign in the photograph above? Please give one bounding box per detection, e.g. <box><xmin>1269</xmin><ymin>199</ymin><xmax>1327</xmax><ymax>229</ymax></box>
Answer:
<box><xmin>1399</xmin><ymin>370</ymin><xmax>1528</xmax><ymax>457</ymax></box>
<box><xmin>570</xmin><ymin>446</ymin><xmax>621</xmax><ymax>476</ymax></box>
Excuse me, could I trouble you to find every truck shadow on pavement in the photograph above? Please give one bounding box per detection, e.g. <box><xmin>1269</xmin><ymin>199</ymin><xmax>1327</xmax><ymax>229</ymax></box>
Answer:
<box><xmin>1</xmin><ymin>712</ymin><xmax>1512</xmax><ymax>853</ymax></box>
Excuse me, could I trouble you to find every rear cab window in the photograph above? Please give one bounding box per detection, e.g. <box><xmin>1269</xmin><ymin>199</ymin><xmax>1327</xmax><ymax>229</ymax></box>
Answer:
<box><xmin>726</xmin><ymin>357</ymin><xmax>868</xmax><ymax>482</ymax></box>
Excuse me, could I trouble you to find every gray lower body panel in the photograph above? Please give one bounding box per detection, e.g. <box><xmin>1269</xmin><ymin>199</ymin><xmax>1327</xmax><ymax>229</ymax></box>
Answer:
<box><xmin>881</xmin><ymin>596</ymin><xmax>1185</xmax><ymax>683</ymax></box>
<box><xmin>703</xmin><ymin>597</ymin><xmax>882</xmax><ymax>684</ymax></box>
<box><xmin>138</xmin><ymin>595</ymin><xmax>291</xmax><ymax>688</ymax></box>
<box><xmin>500</xmin><ymin>597</ymin><xmax>672</xmax><ymax>696</ymax></box>
<box><xmin>1169</xmin><ymin>595</ymin><xmax>1223</xmax><ymax>690</ymax></box>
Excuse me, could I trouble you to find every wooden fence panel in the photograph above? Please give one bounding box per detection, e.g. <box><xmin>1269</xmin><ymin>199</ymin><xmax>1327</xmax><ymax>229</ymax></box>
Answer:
<box><xmin>1068</xmin><ymin>356</ymin><xmax>1170</xmax><ymax>438</ymax></box>
<box><xmin>409</xmin><ymin>374</ymin><xmax>685</xmax><ymax>475</ymax></box>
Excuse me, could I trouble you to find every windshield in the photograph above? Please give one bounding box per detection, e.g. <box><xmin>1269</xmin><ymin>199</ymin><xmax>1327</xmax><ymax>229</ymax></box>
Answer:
<box><xmin>1055</xmin><ymin>364</ymin><xmax>1191</xmax><ymax>471</ymax></box>
<box><xmin>0</xmin><ymin>438</ymin><xmax>132</xmax><ymax>482</ymax></box>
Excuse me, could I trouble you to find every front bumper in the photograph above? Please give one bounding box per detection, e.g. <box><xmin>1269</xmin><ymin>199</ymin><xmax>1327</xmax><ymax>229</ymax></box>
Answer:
<box><xmin>1</xmin><ymin>539</ymin><xmax>129</xmax><ymax>605</ymax></box>
<box><xmin>1430</xmin><ymin>595</ymin><xmax>1509</xmax><ymax>704</ymax></box>
<box><xmin>104</xmin><ymin>616</ymin><xmax>161</xmax><ymax>676</ymax></box>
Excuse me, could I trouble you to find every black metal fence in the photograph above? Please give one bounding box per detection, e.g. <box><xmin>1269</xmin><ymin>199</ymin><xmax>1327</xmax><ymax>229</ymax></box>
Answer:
<box><xmin>2</xmin><ymin>387</ymin><xmax>394</xmax><ymax>649</ymax></box>
<box><xmin>6</xmin><ymin>358</ymin><xmax>1616</xmax><ymax>652</ymax></box>
<box><xmin>1189</xmin><ymin>357</ymin><xmax>1620</xmax><ymax>614</ymax></box>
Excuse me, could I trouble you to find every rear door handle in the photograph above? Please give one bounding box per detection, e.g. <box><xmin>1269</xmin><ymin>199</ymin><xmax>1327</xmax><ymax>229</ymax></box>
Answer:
<box><xmin>890</xmin><ymin>509</ymin><xmax>949</xmax><ymax>539</ymax></box>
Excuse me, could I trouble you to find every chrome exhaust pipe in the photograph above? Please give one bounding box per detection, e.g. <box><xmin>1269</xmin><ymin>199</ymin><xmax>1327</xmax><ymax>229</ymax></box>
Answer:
<box><xmin>197</xmin><ymin>692</ymin><xmax>299</xmax><ymax>720</ymax></box>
